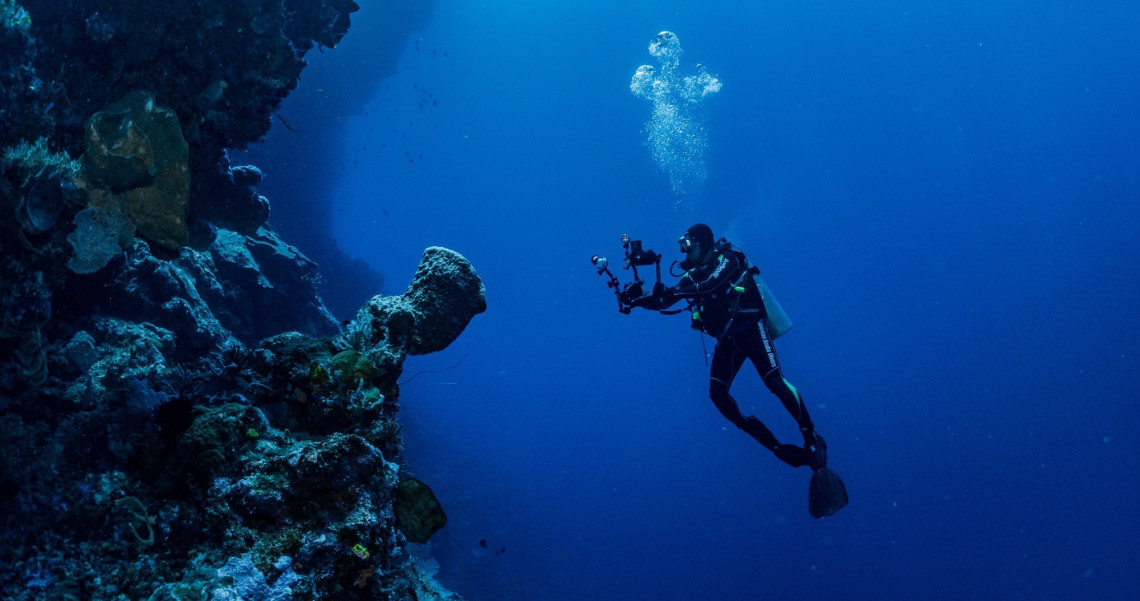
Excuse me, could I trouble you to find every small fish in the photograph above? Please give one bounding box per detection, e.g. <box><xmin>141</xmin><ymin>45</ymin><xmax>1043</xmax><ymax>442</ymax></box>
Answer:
<box><xmin>479</xmin><ymin>539</ymin><xmax>487</xmax><ymax>549</ymax></box>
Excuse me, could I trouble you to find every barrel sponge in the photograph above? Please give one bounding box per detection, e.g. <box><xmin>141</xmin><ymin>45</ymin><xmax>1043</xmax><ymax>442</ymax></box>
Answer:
<box><xmin>82</xmin><ymin>90</ymin><xmax>189</xmax><ymax>250</ymax></box>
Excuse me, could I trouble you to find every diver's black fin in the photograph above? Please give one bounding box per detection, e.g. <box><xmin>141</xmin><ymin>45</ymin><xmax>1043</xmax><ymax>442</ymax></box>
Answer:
<box><xmin>808</xmin><ymin>467</ymin><xmax>849</xmax><ymax>518</ymax></box>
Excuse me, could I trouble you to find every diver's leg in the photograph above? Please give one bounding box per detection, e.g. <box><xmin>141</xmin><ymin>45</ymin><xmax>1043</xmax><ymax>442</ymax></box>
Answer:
<box><xmin>743</xmin><ymin>321</ymin><xmax>829</xmax><ymax>468</ymax></box>
<box><xmin>709</xmin><ymin>335</ymin><xmax>809</xmax><ymax>467</ymax></box>
<box><xmin>743</xmin><ymin>322</ymin><xmax>818</xmax><ymax>445</ymax></box>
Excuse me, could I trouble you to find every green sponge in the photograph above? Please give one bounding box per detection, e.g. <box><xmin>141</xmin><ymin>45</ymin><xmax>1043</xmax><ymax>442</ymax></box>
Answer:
<box><xmin>82</xmin><ymin>90</ymin><xmax>189</xmax><ymax>250</ymax></box>
<box><xmin>394</xmin><ymin>477</ymin><xmax>447</xmax><ymax>543</ymax></box>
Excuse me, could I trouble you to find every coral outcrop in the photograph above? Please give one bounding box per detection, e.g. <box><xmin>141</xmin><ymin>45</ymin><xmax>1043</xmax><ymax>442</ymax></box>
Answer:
<box><xmin>350</xmin><ymin>247</ymin><xmax>488</xmax><ymax>357</ymax></box>
<box><xmin>0</xmin><ymin>247</ymin><xmax>481</xmax><ymax>600</ymax></box>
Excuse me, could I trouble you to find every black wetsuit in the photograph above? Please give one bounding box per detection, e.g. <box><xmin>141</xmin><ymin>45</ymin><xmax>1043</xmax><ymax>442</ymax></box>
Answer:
<box><xmin>637</xmin><ymin>245</ymin><xmax>817</xmax><ymax>467</ymax></box>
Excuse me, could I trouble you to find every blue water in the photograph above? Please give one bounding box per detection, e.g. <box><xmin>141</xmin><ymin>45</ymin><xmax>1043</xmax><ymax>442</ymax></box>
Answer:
<box><xmin>258</xmin><ymin>1</ymin><xmax>1140</xmax><ymax>599</ymax></box>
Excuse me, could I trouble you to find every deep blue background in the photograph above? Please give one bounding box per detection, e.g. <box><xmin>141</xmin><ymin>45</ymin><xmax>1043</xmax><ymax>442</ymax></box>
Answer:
<box><xmin>258</xmin><ymin>1</ymin><xmax>1140</xmax><ymax>599</ymax></box>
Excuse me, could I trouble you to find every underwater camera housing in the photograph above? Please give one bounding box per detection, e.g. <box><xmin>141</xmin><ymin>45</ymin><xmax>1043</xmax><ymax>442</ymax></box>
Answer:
<box><xmin>591</xmin><ymin>234</ymin><xmax>663</xmax><ymax>313</ymax></box>
<box><xmin>624</xmin><ymin>238</ymin><xmax>659</xmax><ymax>267</ymax></box>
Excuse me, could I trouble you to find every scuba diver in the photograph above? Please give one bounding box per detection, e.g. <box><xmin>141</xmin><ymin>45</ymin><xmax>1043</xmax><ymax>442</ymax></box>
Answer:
<box><xmin>592</xmin><ymin>224</ymin><xmax>848</xmax><ymax>518</ymax></box>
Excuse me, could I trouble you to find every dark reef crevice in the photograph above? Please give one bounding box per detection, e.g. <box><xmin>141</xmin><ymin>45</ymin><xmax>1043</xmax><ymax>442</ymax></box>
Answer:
<box><xmin>236</xmin><ymin>0</ymin><xmax>435</xmax><ymax>320</ymax></box>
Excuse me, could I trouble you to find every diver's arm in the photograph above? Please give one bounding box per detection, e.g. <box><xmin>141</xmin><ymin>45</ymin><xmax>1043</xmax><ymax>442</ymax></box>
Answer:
<box><xmin>671</xmin><ymin>252</ymin><xmax>740</xmax><ymax>299</ymax></box>
<box><xmin>630</xmin><ymin>281</ymin><xmax>686</xmax><ymax>311</ymax></box>
<box><xmin>635</xmin><ymin>255</ymin><xmax>738</xmax><ymax>311</ymax></box>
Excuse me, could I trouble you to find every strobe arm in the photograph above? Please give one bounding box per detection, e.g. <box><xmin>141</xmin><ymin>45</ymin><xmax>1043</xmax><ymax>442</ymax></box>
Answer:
<box><xmin>591</xmin><ymin>255</ymin><xmax>633</xmax><ymax>313</ymax></box>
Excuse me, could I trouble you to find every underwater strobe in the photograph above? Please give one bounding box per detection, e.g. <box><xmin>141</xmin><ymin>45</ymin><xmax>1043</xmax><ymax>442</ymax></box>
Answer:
<box><xmin>592</xmin><ymin>234</ymin><xmax>662</xmax><ymax>314</ymax></box>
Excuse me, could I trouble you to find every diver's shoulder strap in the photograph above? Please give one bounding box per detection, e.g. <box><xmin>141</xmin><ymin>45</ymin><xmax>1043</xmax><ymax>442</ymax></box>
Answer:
<box><xmin>715</xmin><ymin>239</ymin><xmax>753</xmax><ymax>269</ymax></box>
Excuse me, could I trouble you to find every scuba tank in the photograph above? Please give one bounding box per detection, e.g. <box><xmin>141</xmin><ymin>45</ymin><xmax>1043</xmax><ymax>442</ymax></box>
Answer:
<box><xmin>717</xmin><ymin>239</ymin><xmax>794</xmax><ymax>339</ymax></box>
<box><xmin>757</xmin><ymin>276</ymin><xmax>793</xmax><ymax>338</ymax></box>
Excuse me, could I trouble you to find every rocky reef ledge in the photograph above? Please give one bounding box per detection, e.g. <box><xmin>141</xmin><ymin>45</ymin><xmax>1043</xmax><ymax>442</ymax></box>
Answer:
<box><xmin>0</xmin><ymin>246</ymin><xmax>484</xmax><ymax>601</ymax></box>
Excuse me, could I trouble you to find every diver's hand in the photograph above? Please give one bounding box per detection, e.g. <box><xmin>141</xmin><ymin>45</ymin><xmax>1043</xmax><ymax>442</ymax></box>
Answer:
<box><xmin>628</xmin><ymin>295</ymin><xmax>651</xmax><ymax>309</ymax></box>
<box><xmin>619</xmin><ymin>281</ymin><xmax>645</xmax><ymax>307</ymax></box>
<box><xmin>629</xmin><ymin>283</ymin><xmax>672</xmax><ymax>310</ymax></box>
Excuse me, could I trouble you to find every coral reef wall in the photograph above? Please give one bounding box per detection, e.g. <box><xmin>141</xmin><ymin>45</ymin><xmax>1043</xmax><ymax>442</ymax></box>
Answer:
<box><xmin>1</xmin><ymin>0</ymin><xmax>475</xmax><ymax>599</ymax></box>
